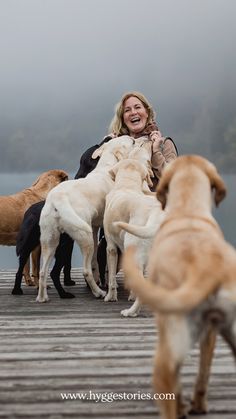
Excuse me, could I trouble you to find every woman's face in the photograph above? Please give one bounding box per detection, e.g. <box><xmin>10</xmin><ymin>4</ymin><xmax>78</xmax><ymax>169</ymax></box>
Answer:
<box><xmin>123</xmin><ymin>96</ymin><xmax>149</xmax><ymax>137</ymax></box>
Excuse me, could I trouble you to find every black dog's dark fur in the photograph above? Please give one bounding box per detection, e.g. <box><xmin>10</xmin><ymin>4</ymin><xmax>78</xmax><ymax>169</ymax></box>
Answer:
<box><xmin>12</xmin><ymin>136</ymin><xmax>112</xmax><ymax>298</ymax></box>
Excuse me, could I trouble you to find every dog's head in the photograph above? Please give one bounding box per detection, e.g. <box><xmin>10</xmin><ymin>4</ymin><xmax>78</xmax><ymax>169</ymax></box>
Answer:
<box><xmin>91</xmin><ymin>136</ymin><xmax>135</xmax><ymax>161</ymax></box>
<box><xmin>32</xmin><ymin>169</ymin><xmax>69</xmax><ymax>190</ymax></box>
<box><xmin>156</xmin><ymin>155</ymin><xmax>226</xmax><ymax>210</ymax></box>
<box><xmin>109</xmin><ymin>159</ymin><xmax>153</xmax><ymax>188</ymax></box>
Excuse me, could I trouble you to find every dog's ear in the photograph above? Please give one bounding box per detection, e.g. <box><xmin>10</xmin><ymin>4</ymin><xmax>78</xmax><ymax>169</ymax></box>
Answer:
<box><xmin>108</xmin><ymin>168</ymin><xmax>116</xmax><ymax>181</ymax></box>
<box><xmin>156</xmin><ymin>163</ymin><xmax>175</xmax><ymax>209</ymax></box>
<box><xmin>114</xmin><ymin>145</ymin><xmax>129</xmax><ymax>161</ymax></box>
<box><xmin>108</xmin><ymin>162</ymin><xmax>120</xmax><ymax>181</ymax></box>
<box><xmin>206</xmin><ymin>164</ymin><xmax>227</xmax><ymax>206</ymax></box>
<box><xmin>91</xmin><ymin>144</ymin><xmax>106</xmax><ymax>159</ymax></box>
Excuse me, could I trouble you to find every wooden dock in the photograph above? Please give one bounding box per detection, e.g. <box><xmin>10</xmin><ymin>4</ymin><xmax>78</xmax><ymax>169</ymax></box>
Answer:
<box><xmin>0</xmin><ymin>269</ymin><xmax>235</xmax><ymax>418</ymax></box>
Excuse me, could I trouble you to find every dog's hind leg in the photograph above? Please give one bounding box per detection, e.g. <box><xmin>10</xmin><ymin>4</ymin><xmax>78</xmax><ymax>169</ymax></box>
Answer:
<box><xmin>97</xmin><ymin>235</ymin><xmax>107</xmax><ymax>289</ymax></box>
<box><xmin>23</xmin><ymin>258</ymin><xmax>34</xmax><ymax>286</ymax></box>
<box><xmin>190</xmin><ymin>327</ymin><xmax>216</xmax><ymax>415</ymax></box>
<box><xmin>104</xmin><ymin>240</ymin><xmax>118</xmax><ymax>302</ymax></box>
<box><xmin>77</xmin><ymin>232</ymin><xmax>106</xmax><ymax>298</ymax></box>
<box><xmin>50</xmin><ymin>236</ymin><xmax>75</xmax><ymax>299</ymax></box>
<box><xmin>50</xmin><ymin>233</ymin><xmax>76</xmax><ymax>294</ymax></box>
<box><xmin>31</xmin><ymin>245</ymin><xmax>41</xmax><ymax>287</ymax></box>
<box><xmin>12</xmin><ymin>253</ymin><xmax>31</xmax><ymax>295</ymax></box>
<box><xmin>154</xmin><ymin>316</ymin><xmax>191</xmax><ymax>419</ymax></box>
<box><xmin>36</xmin><ymin>232</ymin><xmax>60</xmax><ymax>303</ymax></box>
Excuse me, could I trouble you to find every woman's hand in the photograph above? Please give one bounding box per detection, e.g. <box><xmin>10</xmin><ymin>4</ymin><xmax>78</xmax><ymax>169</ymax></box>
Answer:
<box><xmin>150</xmin><ymin>130</ymin><xmax>165</xmax><ymax>152</ymax></box>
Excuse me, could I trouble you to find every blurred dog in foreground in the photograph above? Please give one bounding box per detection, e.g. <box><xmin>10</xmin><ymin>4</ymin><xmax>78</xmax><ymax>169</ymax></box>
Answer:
<box><xmin>123</xmin><ymin>155</ymin><xmax>236</xmax><ymax>419</ymax></box>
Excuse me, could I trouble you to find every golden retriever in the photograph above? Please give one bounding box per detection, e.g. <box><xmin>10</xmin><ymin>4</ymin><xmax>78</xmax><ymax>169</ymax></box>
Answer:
<box><xmin>0</xmin><ymin>169</ymin><xmax>68</xmax><ymax>284</ymax></box>
<box><xmin>122</xmin><ymin>155</ymin><xmax>236</xmax><ymax>419</ymax></box>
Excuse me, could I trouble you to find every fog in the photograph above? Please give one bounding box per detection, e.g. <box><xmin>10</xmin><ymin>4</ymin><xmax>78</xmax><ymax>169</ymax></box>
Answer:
<box><xmin>0</xmin><ymin>0</ymin><xmax>236</xmax><ymax>173</ymax></box>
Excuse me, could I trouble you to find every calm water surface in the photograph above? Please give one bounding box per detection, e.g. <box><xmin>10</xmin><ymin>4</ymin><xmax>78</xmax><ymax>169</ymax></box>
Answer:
<box><xmin>0</xmin><ymin>172</ymin><xmax>235</xmax><ymax>269</ymax></box>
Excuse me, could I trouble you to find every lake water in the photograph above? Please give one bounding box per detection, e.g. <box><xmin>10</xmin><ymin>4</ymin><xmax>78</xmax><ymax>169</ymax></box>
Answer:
<box><xmin>0</xmin><ymin>172</ymin><xmax>235</xmax><ymax>269</ymax></box>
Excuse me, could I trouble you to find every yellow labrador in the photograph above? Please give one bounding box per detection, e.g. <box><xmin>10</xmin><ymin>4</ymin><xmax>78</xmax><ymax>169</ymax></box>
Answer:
<box><xmin>123</xmin><ymin>155</ymin><xmax>236</xmax><ymax>419</ymax></box>
<box><xmin>0</xmin><ymin>169</ymin><xmax>68</xmax><ymax>284</ymax></box>
<box><xmin>103</xmin><ymin>157</ymin><xmax>164</xmax><ymax>317</ymax></box>
<box><xmin>36</xmin><ymin>136</ymin><xmax>135</xmax><ymax>303</ymax></box>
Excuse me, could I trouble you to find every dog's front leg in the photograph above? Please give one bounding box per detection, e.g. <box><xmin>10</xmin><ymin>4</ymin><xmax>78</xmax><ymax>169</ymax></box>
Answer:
<box><xmin>190</xmin><ymin>326</ymin><xmax>216</xmax><ymax>414</ymax></box>
<box><xmin>104</xmin><ymin>241</ymin><xmax>118</xmax><ymax>301</ymax></box>
<box><xmin>91</xmin><ymin>226</ymin><xmax>100</xmax><ymax>285</ymax></box>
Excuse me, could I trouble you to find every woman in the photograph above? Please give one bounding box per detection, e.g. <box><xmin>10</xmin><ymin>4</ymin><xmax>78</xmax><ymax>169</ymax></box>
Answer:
<box><xmin>96</xmin><ymin>92</ymin><xmax>178</xmax><ymax>286</ymax></box>
<box><xmin>107</xmin><ymin>91</ymin><xmax>178</xmax><ymax>188</ymax></box>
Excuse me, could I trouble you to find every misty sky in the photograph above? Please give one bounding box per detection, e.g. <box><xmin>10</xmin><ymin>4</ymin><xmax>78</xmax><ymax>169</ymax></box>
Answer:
<box><xmin>0</xmin><ymin>0</ymin><xmax>236</xmax><ymax>268</ymax></box>
<box><xmin>0</xmin><ymin>0</ymin><xmax>236</xmax><ymax>154</ymax></box>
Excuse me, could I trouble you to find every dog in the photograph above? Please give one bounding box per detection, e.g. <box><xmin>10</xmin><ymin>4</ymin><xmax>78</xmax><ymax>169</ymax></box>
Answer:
<box><xmin>12</xmin><ymin>201</ymin><xmax>76</xmax><ymax>297</ymax></box>
<box><xmin>36</xmin><ymin>136</ymin><xmax>135</xmax><ymax>302</ymax></box>
<box><xmin>103</xmin><ymin>140</ymin><xmax>164</xmax><ymax>317</ymax></box>
<box><xmin>122</xmin><ymin>155</ymin><xmax>236</xmax><ymax>419</ymax></box>
<box><xmin>12</xmin><ymin>136</ymin><xmax>114</xmax><ymax>297</ymax></box>
<box><xmin>0</xmin><ymin>169</ymin><xmax>68</xmax><ymax>285</ymax></box>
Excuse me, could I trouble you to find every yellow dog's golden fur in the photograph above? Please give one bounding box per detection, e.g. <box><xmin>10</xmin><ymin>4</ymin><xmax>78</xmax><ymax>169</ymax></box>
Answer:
<box><xmin>0</xmin><ymin>169</ymin><xmax>68</xmax><ymax>283</ymax></box>
<box><xmin>123</xmin><ymin>155</ymin><xmax>236</xmax><ymax>419</ymax></box>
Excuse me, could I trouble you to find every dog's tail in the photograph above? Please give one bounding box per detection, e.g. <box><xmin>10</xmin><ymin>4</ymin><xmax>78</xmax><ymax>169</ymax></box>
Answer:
<box><xmin>113</xmin><ymin>210</ymin><xmax>164</xmax><ymax>239</ymax></box>
<box><xmin>51</xmin><ymin>197</ymin><xmax>92</xmax><ymax>235</ymax></box>
<box><xmin>122</xmin><ymin>246</ymin><xmax>221</xmax><ymax>314</ymax></box>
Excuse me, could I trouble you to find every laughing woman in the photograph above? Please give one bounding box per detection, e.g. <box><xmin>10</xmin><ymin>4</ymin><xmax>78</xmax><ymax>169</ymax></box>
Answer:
<box><xmin>108</xmin><ymin>91</ymin><xmax>178</xmax><ymax>188</ymax></box>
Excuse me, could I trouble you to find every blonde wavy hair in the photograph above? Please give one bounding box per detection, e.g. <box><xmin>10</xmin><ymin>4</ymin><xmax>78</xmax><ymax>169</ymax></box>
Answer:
<box><xmin>109</xmin><ymin>91</ymin><xmax>156</xmax><ymax>136</ymax></box>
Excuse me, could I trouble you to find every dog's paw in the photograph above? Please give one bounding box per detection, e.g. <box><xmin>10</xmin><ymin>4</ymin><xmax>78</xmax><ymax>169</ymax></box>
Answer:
<box><xmin>121</xmin><ymin>308</ymin><xmax>138</xmax><ymax>317</ymax></box>
<box><xmin>12</xmin><ymin>288</ymin><xmax>23</xmax><ymax>295</ymax></box>
<box><xmin>24</xmin><ymin>276</ymin><xmax>35</xmax><ymax>286</ymax></box>
<box><xmin>36</xmin><ymin>295</ymin><xmax>49</xmax><ymax>303</ymax></box>
<box><xmin>189</xmin><ymin>395</ymin><xmax>208</xmax><ymax>415</ymax></box>
<box><xmin>189</xmin><ymin>405</ymin><xmax>208</xmax><ymax>415</ymax></box>
<box><xmin>59</xmin><ymin>292</ymin><xmax>75</xmax><ymax>299</ymax></box>
<box><xmin>92</xmin><ymin>288</ymin><xmax>106</xmax><ymax>298</ymax></box>
<box><xmin>64</xmin><ymin>279</ymin><xmax>76</xmax><ymax>286</ymax></box>
<box><xmin>104</xmin><ymin>291</ymin><xmax>118</xmax><ymax>302</ymax></box>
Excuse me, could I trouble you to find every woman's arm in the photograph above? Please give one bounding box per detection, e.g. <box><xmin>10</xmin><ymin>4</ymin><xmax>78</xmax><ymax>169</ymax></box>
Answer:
<box><xmin>150</xmin><ymin>131</ymin><xmax>178</xmax><ymax>179</ymax></box>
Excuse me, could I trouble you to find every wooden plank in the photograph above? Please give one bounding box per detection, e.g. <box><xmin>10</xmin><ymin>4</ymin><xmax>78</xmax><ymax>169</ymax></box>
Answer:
<box><xmin>0</xmin><ymin>269</ymin><xmax>235</xmax><ymax>418</ymax></box>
